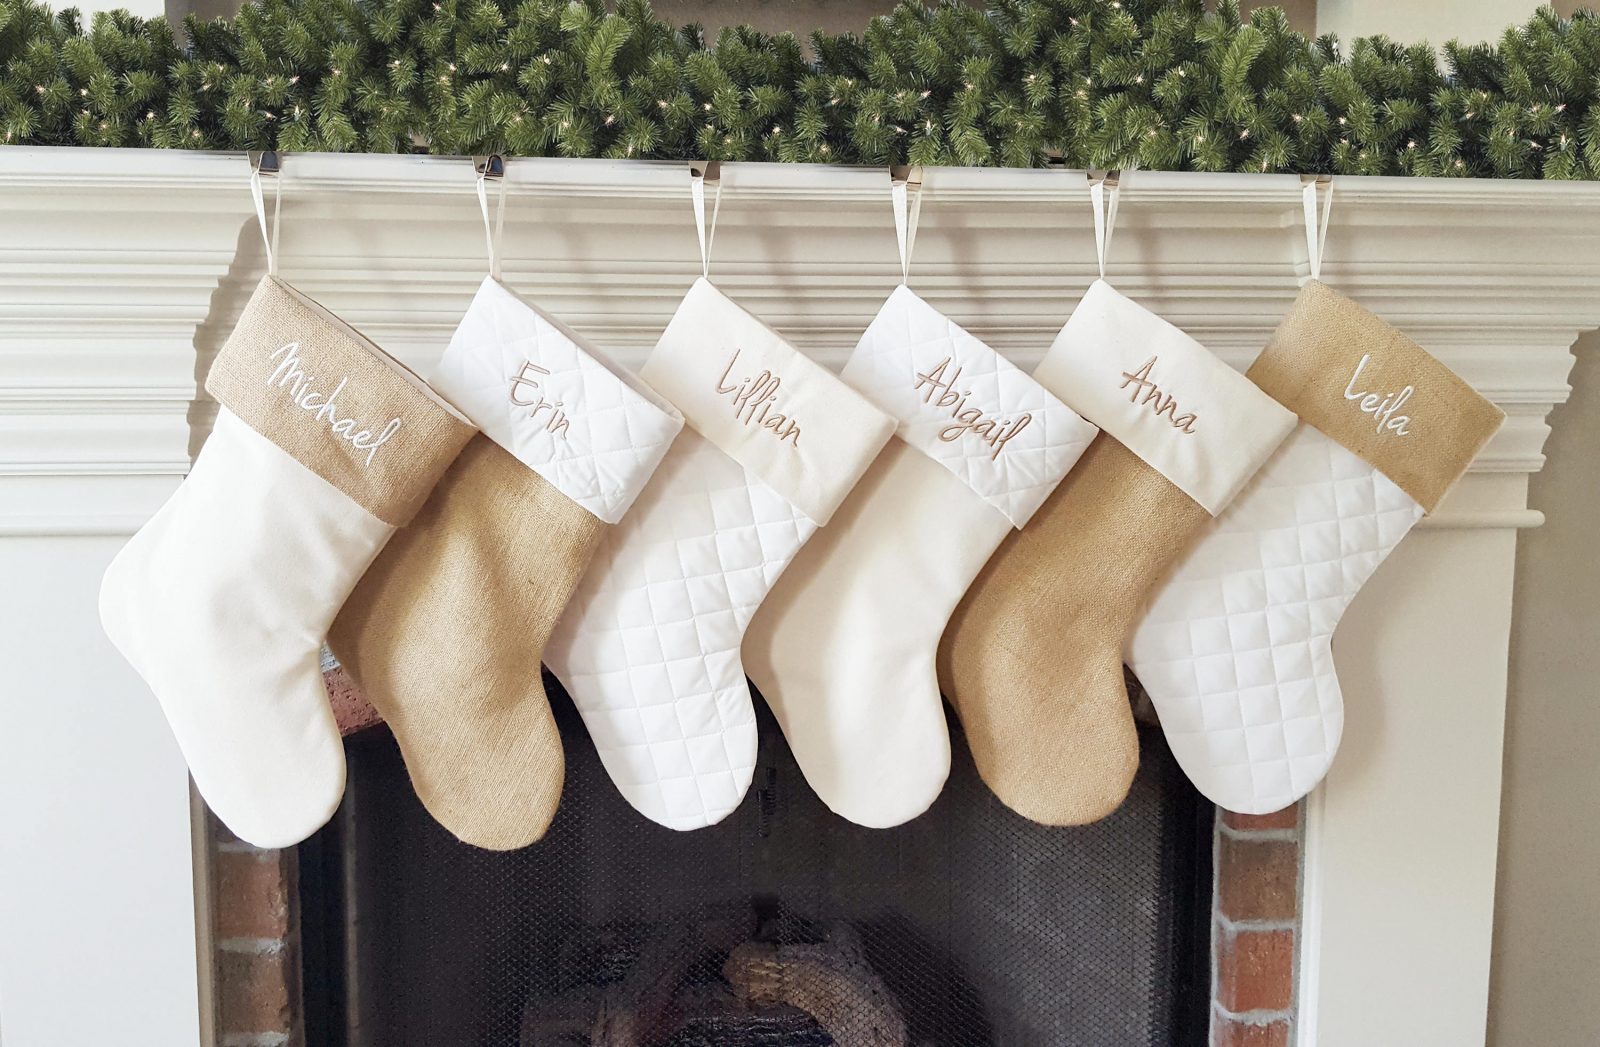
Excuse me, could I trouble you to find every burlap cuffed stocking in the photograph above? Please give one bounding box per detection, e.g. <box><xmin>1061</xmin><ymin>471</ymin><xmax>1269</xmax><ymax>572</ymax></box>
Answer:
<box><xmin>1128</xmin><ymin>280</ymin><xmax>1504</xmax><ymax>814</ymax></box>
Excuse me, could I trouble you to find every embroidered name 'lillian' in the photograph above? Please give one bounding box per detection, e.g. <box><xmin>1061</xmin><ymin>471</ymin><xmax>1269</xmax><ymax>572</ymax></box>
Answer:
<box><xmin>715</xmin><ymin>349</ymin><xmax>802</xmax><ymax>446</ymax></box>
<box><xmin>1343</xmin><ymin>353</ymin><xmax>1413</xmax><ymax>436</ymax></box>
<box><xmin>266</xmin><ymin>342</ymin><xmax>403</xmax><ymax>467</ymax></box>
<box><xmin>912</xmin><ymin>356</ymin><xmax>1032</xmax><ymax>460</ymax></box>
<box><xmin>1118</xmin><ymin>356</ymin><xmax>1198</xmax><ymax>434</ymax></box>
<box><xmin>508</xmin><ymin>361</ymin><xmax>571</xmax><ymax>438</ymax></box>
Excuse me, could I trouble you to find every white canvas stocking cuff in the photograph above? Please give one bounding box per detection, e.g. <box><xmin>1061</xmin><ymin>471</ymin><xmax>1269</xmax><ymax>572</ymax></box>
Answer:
<box><xmin>1035</xmin><ymin>280</ymin><xmax>1297</xmax><ymax>515</ymax></box>
<box><xmin>641</xmin><ymin>277</ymin><xmax>896</xmax><ymax>526</ymax></box>
<box><xmin>841</xmin><ymin>285</ymin><xmax>1098</xmax><ymax>528</ymax></box>
<box><xmin>431</xmin><ymin>277</ymin><xmax>685</xmax><ymax>525</ymax></box>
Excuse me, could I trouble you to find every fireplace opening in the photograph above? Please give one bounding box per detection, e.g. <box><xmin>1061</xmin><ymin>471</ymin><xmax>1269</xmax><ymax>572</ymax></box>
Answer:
<box><xmin>298</xmin><ymin>675</ymin><xmax>1212</xmax><ymax>1046</ymax></box>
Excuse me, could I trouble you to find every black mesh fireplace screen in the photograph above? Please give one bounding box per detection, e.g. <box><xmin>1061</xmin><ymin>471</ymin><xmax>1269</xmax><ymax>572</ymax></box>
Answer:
<box><xmin>299</xmin><ymin>675</ymin><xmax>1212</xmax><ymax>1047</ymax></box>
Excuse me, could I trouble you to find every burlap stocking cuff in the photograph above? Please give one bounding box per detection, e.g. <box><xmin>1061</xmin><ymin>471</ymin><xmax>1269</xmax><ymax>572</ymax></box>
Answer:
<box><xmin>1246</xmin><ymin>280</ymin><xmax>1505</xmax><ymax>514</ymax></box>
<box><xmin>206</xmin><ymin>276</ymin><xmax>476</xmax><ymax>526</ymax></box>
<box><xmin>430</xmin><ymin>277</ymin><xmax>685</xmax><ymax>525</ymax></box>
<box><xmin>642</xmin><ymin>278</ymin><xmax>896</xmax><ymax>526</ymax></box>
<box><xmin>840</xmin><ymin>284</ymin><xmax>1098</xmax><ymax>528</ymax></box>
<box><xmin>1034</xmin><ymin>280</ymin><xmax>1298</xmax><ymax>515</ymax></box>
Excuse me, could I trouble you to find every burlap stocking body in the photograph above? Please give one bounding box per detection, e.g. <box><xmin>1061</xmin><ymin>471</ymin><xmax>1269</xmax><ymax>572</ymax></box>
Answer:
<box><xmin>938</xmin><ymin>279</ymin><xmax>1297</xmax><ymax>825</ymax></box>
<box><xmin>745</xmin><ymin>284</ymin><xmax>1096</xmax><ymax>828</ymax></box>
<box><xmin>329</xmin><ymin>277</ymin><xmax>682</xmax><ymax>850</ymax></box>
<box><xmin>1127</xmin><ymin>280</ymin><xmax>1504</xmax><ymax>814</ymax></box>
<box><xmin>100</xmin><ymin>276</ymin><xmax>475</xmax><ymax>847</ymax></box>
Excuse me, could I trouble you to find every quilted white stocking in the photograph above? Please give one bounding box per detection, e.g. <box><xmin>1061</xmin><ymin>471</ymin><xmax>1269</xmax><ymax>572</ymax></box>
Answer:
<box><xmin>1128</xmin><ymin>280</ymin><xmax>1504</xmax><ymax>814</ymax></box>
<box><xmin>99</xmin><ymin>277</ymin><xmax>475</xmax><ymax>847</ymax></box>
<box><xmin>544</xmin><ymin>277</ymin><xmax>895</xmax><ymax>831</ymax></box>
<box><xmin>745</xmin><ymin>278</ymin><xmax>1097</xmax><ymax>827</ymax></box>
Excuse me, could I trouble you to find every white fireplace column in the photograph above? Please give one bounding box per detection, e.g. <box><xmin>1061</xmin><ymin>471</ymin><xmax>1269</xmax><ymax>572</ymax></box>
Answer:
<box><xmin>0</xmin><ymin>149</ymin><xmax>1595</xmax><ymax>1047</ymax></box>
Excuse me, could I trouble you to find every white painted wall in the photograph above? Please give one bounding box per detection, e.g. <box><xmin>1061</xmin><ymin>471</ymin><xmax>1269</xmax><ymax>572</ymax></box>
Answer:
<box><xmin>1489</xmin><ymin>335</ymin><xmax>1600</xmax><ymax>1047</ymax></box>
<box><xmin>1317</xmin><ymin>0</ymin><xmax>1542</xmax><ymax>48</ymax></box>
<box><xmin>0</xmin><ymin>536</ymin><xmax>201</xmax><ymax>1046</ymax></box>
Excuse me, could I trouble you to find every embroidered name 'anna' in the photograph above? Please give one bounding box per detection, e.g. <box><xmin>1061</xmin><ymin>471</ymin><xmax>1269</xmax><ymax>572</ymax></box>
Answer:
<box><xmin>715</xmin><ymin>349</ymin><xmax>802</xmax><ymax>446</ymax></box>
<box><xmin>1343</xmin><ymin>353</ymin><xmax>1413</xmax><ymax>437</ymax></box>
<box><xmin>912</xmin><ymin>356</ymin><xmax>1032</xmax><ymax>460</ymax></box>
<box><xmin>508</xmin><ymin>361</ymin><xmax>571</xmax><ymax>438</ymax></box>
<box><xmin>1118</xmin><ymin>356</ymin><xmax>1198</xmax><ymax>434</ymax></box>
<box><xmin>266</xmin><ymin>342</ymin><xmax>403</xmax><ymax>467</ymax></box>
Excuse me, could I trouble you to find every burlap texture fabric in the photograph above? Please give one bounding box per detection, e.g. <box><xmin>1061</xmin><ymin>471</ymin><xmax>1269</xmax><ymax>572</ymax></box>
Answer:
<box><xmin>1247</xmin><ymin>280</ymin><xmax>1504</xmax><ymax>513</ymax></box>
<box><xmin>329</xmin><ymin>434</ymin><xmax>605</xmax><ymax>850</ymax></box>
<box><xmin>936</xmin><ymin>435</ymin><xmax>1211</xmax><ymax>825</ymax></box>
<box><xmin>206</xmin><ymin>276</ymin><xmax>475</xmax><ymax>526</ymax></box>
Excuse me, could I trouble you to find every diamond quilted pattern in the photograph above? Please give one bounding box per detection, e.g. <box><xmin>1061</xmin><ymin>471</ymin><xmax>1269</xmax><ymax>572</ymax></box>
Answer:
<box><xmin>842</xmin><ymin>285</ymin><xmax>1098</xmax><ymax>527</ymax></box>
<box><xmin>545</xmin><ymin>428</ymin><xmax>814</xmax><ymax>830</ymax></box>
<box><xmin>431</xmin><ymin>278</ymin><xmax>682</xmax><ymax>524</ymax></box>
<box><xmin>1127</xmin><ymin>424</ymin><xmax>1423</xmax><ymax>814</ymax></box>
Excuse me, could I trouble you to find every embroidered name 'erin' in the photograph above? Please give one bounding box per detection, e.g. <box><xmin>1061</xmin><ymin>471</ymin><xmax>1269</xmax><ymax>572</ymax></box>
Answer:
<box><xmin>1343</xmin><ymin>354</ymin><xmax>1413</xmax><ymax>437</ymax></box>
<box><xmin>508</xmin><ymin>361</ymin><xmax>571</xmax><ymax>438</ymax></box>
<box><xmin>912</xmin><ymin>356</ymin><xmax>1032</xmax><ymax>460</ymax></box>
<box><xmin>266</xmin><ymin>342</ymin><xmax>402</xmax><ymax>467</ymax></box>
<box><xmin>1118</xmin><ymin>356</ymin><xmax>1198</xmax><ymax>434</ymax></box>
<box><xmin>715</xmin><ymin>349</ymin><xmax>802</xmax><ymax>446</ymax></box>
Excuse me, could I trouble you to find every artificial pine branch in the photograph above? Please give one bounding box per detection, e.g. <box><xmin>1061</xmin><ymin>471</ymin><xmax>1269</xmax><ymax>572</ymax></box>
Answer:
<box><xmin>1</xmin><ymin>0</ymin><xmax>1598</xmax><ymax>178</ymax></box>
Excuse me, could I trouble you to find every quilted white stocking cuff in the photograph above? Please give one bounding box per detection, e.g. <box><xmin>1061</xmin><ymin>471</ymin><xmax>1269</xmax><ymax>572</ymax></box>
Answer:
<box><xmin>1035</xmin><ymin>280</ymin><xmax>1297</xmax><ymax>515</ymax></box>
<box><xmin>430</xmin><ymin>277</ymin><xmax>684</xmax><ymax>524</ymax></box>
<box><xmin>841</xmin><ymin>284</ymin><xmax>1098</xmax><ymax>528</ymax></box>
<box><xmin>641</xmin><ymin>278</ymin><xmax>896</xmax><ymax>526</ymax></box>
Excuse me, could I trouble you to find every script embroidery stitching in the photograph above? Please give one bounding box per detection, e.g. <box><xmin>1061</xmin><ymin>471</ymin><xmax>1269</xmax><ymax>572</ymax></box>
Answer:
<box><xmin>266</xmin><ymin>342</ymin><xmax>402</xmax><ymax>467</ymax></box>
<box><xmin>1343</xmin><ymin>353</ymin><xmax>1413</xmax><ymax>437</ymax></box>
<box><xmin>508</xmin><ymin>360</ymin><xmax>572</xmax><ymax>438</ymax></box>
<box><xmin>714</xmin><ymin>349</ymin><xmax>802</xmax><ymax>446</ymax></box>
<box><xmin>1118</xmin><ymin>356</ymin><xmax>1198</xmax><ymax>434</ymax></box>
<box><xmin>911</xmin><ymin>356</ymin><xmax>1032</xmax><ymax>460</ymax></box>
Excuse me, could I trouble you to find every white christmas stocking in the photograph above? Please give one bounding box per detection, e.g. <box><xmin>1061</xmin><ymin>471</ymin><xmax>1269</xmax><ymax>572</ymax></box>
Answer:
<box><xmin>1128</xmin><ymin>280</ymin><xmax>1504</xmax><ymax>814</ymax></box>
<box><xmin>99</xmin><ymin>276</ymin><xmax>475</xmax><ymax>847</ymax></box>
<box><xmin>544</xmin><ymin>277</ymin><xmax>895</xmax><ymax>831</ymax></box>
<box><xmin>744</xmin><ymin>284</ymin><xmax>1097</xmax><ymax>827</ymax></box>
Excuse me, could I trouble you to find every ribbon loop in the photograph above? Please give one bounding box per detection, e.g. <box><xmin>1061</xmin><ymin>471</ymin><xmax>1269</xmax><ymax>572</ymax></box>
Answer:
<box><xmin>691</xmin><ymin>162</ymin><xmax>723</xmax><ymax>279</ymax></box>
<box><xmin>476</xmin><ymin>156</ymin><xmax>508</xmax><ymax>281</ymax></box>
<box><xmin>1302</xmin><ymin>176</ymin><xmax>1334</xmax><ymax>282</ymax></box>
<box><xmin>890</xmin><ymin>166</ymin><xmax>924</xmax><ymax>285</ymax></box>
<box><xmin>1089</xmin><ymin>171</ymin><xmax>1121</xmax><ymax>281</ymax></box>
<box><xmin>248</xmin><ymin>154</ymin><xmax>282</xmax><ymax>277</ymax></box>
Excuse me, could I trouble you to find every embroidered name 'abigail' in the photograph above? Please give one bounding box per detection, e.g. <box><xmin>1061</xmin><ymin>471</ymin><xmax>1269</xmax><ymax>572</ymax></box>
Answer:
<box><xmin>266</xmin><ymin>342</ymin><xmax>403</xmax><ymax>467</ymax></box>
<box><xmin>1343</xmin><ymin>354</ymin><xmax>1413</xmax><ymax>437</ymax></box>
<box><xmin>912</xmin><ymin>356</ymin><xmax>1032</xmax><ymax>460</ymax></box>
<box><xmin>1118</xmin><ymin>356</ymin><xmax>1198</xmax><ymax>434</ymax></box>
<box><xmin>714</xmin><ymin>349</ymin><xmax>802</xmax><ymax>446</ymax></box>
<box><xmin>508</xmin><ymin>361</ymin><xmax>571</xmax><ymax>438</ymax></box>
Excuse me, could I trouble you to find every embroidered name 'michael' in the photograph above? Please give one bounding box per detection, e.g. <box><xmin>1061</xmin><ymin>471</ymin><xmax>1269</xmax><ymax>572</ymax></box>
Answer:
<box><xmin>912</xmin><ymin>356</ymin><xmax>1032</xmax><ymax>460</ymax></box>
<box><xmin>1118</xmin><ymin>356</ymin><xmax>1198</xmax><ymax>434</ymax></box>
<box><xmin>715</xmin><ymin>349</ymin><xmax>802</xmax><ymax>446</ymax></box>
<box><xmin>266</xmin><ymin>342</ymin><xmax>402</xmax><ymax>467</ymax></box>
<box><xmin>508</xmin><ymin>361</ymin><xmax>571</xmax><ymax>439</ymax></box>
<box><xmin>1343</xmin><ymin>353</ymin><xmax>1413</xmax><ymax>437</ymax></box>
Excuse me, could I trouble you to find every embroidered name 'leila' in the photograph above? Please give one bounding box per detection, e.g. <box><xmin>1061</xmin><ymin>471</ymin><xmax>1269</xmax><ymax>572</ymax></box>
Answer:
<box><xmin>1343</xmin><ymin>354</ymin><xmax>1413</xmax><ymax>437</ymax></box>
<box><xmin>715</xmin><ymin>349</ymin><xmax>802</xmax><ymax>446</ymax></box>
<box><xmin>508</xmin><ymin>361</ymin><xmax>571</xmax><ymax>438</ymax></box>
<box><xmin>912</xmin><ymin>356</ymin><xmax>1032</xmax><ymax>460</ymax></box>
<box><xmin>266</xmin><ymin>342</ymin><xmax>402</xmax><ymax>467</ymax></box>
<box><xmin>1118</xmin><ymin>357</ymin><xmax>1198</xmax><ymax>434</ymax></box>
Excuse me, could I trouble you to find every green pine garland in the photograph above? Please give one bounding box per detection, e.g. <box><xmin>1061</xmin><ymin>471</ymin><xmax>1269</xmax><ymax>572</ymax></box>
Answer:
<box><xmin>2</xmin><ymin>0</ymin><xmax>1598</xmax><ymax>177</ymax></box>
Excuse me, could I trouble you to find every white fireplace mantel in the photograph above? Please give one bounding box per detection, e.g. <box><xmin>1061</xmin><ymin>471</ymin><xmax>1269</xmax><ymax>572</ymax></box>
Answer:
<box><xmin>2</xmin><ymin>147</ymin><xmax>1596</xmax><ymax>1047</ymax></box>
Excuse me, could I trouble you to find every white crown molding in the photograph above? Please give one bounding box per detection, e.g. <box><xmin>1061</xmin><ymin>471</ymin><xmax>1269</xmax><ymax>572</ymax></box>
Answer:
<box><xmin>2</xmin><ymin>147</ymin><xmax>1597</xmax><ymax>535</ymax></box>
